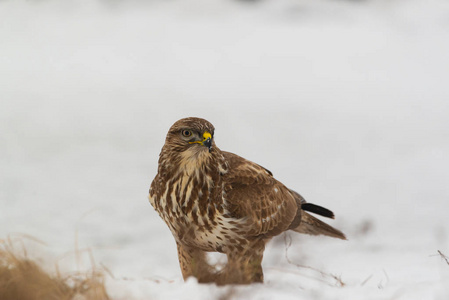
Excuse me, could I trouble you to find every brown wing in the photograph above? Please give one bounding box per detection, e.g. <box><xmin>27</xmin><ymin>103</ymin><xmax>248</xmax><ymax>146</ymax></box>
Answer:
<box><xmin>222</xmin><ymin>151</ymin><xmax>300</xmax><ymax>238</ymax></box>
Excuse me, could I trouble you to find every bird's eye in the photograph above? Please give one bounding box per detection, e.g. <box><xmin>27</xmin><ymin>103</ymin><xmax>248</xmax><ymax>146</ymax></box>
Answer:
<box><xmin>182</xmin><ymin>130</ymin><xmax>192</xmax><ymax>137</ymax></box>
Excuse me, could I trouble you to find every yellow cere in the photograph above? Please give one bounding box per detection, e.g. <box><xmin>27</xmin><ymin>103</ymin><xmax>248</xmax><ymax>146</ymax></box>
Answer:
<box><xmin>202</xmin><ymin>131</ymin><xmax>212</xmax><ymax>141</ymax></box>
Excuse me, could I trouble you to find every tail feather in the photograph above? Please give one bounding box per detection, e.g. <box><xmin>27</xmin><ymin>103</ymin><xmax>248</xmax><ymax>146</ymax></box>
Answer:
<box><xmin>292</xmin><ymin>211</ymin><xmax>346</xmax><ymax>240</ymax></box>
<box><xmin>289</xmin><ymin>190</ymin><xmax>346</xmax><ymax>240</ymax></box>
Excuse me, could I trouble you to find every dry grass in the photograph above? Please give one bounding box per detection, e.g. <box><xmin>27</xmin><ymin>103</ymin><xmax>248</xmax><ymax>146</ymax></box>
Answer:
<box><xmin>437</xmin><ymin>250</ymin><xmax>449</xmax><ymax>266</ymax></box>
<box><xmin>0</xmin><ymin>235</ymin><xmax>109</xmax><ymax>300</ymax></box>
<box><xmin>282</xmin><ymin>233</ymin><xmax>345</xmax><ymax>287</ymax></box>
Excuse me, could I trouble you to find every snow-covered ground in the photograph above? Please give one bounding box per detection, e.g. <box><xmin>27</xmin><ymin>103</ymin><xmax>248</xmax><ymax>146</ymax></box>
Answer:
<box><xmin>1</xmin><ymin>0</ymin><xmax>449</xmax><ymax>299</ymax></box>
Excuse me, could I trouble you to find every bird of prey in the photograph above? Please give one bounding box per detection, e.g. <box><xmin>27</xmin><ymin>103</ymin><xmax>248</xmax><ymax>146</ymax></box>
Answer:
<box><xmin>149</xmin><ymin>117</ymin><xmax>345</xmax><ymax>285</ymax></box>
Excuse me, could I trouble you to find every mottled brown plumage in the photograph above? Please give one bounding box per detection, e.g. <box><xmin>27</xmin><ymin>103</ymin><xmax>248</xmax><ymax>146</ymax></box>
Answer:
<box><xmin>149</xmin><ymin>117</ymin><xmax>345</xmax><ymax>285</ymax></box>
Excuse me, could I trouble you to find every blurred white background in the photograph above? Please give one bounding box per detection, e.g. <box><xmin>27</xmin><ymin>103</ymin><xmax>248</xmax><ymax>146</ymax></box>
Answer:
<box><xmin>1</xmin><ymin>0</ymin><xmax>448</xmax><ymax>299</ymax></box>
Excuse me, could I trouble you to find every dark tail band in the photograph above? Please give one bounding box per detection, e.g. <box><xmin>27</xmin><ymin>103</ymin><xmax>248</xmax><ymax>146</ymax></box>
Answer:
<box><xmin>301</xmin><ymin>203</ymin><xmax>335</xmax><ymax>219</ymax></box>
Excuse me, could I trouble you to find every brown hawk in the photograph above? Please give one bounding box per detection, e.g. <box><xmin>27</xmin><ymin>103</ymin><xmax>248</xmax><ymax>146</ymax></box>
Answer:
<box><xmin>149</xmin><ymin>117</ymin><xmax>345</xmax><ymax>285</ymax></box>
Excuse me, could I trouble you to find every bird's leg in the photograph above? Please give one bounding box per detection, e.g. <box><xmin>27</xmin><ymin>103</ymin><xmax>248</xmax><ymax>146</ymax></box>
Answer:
<box><xmin>222</xmin><ymin>240</ymin><xmax>265</xmax><ymax>284</ymax></box>
<box><xmin>176</xmin><ymin>242</ymin><xmax>216</xmax><ymax>283</ymax></box>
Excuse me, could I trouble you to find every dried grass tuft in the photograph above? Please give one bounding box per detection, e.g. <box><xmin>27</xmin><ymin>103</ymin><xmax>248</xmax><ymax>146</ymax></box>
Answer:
<box><xmin>0</xmin><ymin>235</ymin><xmax>109</xmax><ymax>300</ymax></box>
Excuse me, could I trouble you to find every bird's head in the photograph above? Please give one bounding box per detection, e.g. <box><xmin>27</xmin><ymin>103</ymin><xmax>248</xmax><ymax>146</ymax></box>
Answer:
<box><xmin>164</xmin><ymin>117</ymin><xmax>215</xmax><ymax>155</ymax></box>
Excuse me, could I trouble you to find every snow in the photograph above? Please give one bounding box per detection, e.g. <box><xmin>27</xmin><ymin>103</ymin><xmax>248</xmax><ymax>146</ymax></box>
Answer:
<box><xmin>1</xmin><ymin>0</ymin><xmax>448</xmax><ymax>299</ymax></box>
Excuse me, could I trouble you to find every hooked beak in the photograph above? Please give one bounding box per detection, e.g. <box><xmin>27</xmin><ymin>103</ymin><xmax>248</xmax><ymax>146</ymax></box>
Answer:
<box><xmin>188</xmin><ymin>131</ymin><xmax>213</xmax><ymax>152</ymax></box>
<box><xmin>202</xmin><ymin>132</ymin><xmax>212</xmax><ymax>152</ymax></box>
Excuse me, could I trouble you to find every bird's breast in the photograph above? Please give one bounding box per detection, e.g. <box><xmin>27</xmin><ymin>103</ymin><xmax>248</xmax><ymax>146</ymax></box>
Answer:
<box><xmin>151</xmin><ymin>171</ymin><xmax>244</xmax><ymax>252</ymax></box>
